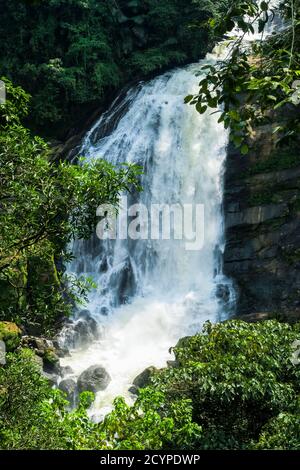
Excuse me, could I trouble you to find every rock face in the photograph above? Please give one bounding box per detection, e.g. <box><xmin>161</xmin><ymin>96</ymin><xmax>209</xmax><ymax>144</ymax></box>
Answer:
<box><xmin>109</xmin><ymin>256</ymin><xmax>137</xmax><ymax>305</ymax></box>
<box><xmin>59</xmin><ymin>378</ymin><xmax>77</xmax><ymax>404</ymax></box>
<box><xmin>223</xmin><ymin>115</ymin><xmax>300</xmax><ymax>318</ymax></box>
<box><xmin>77</xmin><ymin>365</ymin><xmax>111</xmax><ymax>393</ymax></box>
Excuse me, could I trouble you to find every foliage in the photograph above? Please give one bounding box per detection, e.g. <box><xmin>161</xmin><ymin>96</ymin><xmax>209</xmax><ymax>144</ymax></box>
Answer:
<box><xmin>0</xmin><ymin>320</ymin><xmax>299</xmax><ymax>450</ymax></box>
<box><xmin>0</xmin><ymin>322</ymin><xmax>21</xmax><ymax>351</ymax></box>
<box><xmin>0</xmin><ymin>0</ymin><xmax>230</xmax><ymax>136</ymax></box>
<box><xmin>100</xmin><ymin>390</ymin><xmax>201</xmax><ymax>450</ymax></box>
<box><xmin>0</xmin><ymin>79</ymin><xmax>141</xmax><ymax>330</ymax></box>
<box><xmin>0</xmin><ymin>348</ymin><xmax>97</xmax><ymax>449</ymax></box>
<box><xmin>252</xmin><ymin>411</ymin><xmax>300</xmax><ymax>449</ymax></box>
<box><xmin>149</xmin><ymin>320</ymin><xmax>300</xmax><ymax>449</ymax></box>
<box><xmin>188</xmin><ymin>0</ymin><xmax>300</xmax><ymax>153</ymax></box>
<box><xmin>0</xmin><ymin>348</ymin><xmax>200</xmax><ymax>450</ymax></box>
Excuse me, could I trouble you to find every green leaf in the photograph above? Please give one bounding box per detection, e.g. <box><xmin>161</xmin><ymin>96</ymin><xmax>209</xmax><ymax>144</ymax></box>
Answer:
<box><xmin>241</xmin><ymin>144</ymin><xmax>249</xmax><ymax>155</ymax></box>
<box><xmin>184</xmin><ymin>95</ymin><xmax>194</xmax><ymax>104</ymax></box>
<box><xmin>261</xmin><ymin>1</ymin><xmax>268</xmax><ymax>12</ymax></box>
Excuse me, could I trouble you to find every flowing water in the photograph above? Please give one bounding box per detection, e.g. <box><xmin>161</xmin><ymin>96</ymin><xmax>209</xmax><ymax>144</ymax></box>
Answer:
<box><xmin>60</xmin><ymin>44</ymin><xmax>236</xmax><ymax>418</ymax></box>
<box><xmin>61</xmin><ymin>0</ymin><xmax>282</xmax><ymax>413</ymax></box>
<box><xmin>60</xmin><ymin>0</ymin><xmax>283</xmax><ymax>420</ymax></box>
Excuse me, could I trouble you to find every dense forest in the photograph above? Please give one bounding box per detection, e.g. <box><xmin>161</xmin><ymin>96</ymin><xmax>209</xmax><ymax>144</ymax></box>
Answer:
<box><xmin>0</xmin><ymin>0</ymin><xmax>229</xmax><ymax>137</ymax></box>
<box><xmin>0</xmin><ymin>0</ymin><xmax>299</xmax><ymax>451</ymax></box>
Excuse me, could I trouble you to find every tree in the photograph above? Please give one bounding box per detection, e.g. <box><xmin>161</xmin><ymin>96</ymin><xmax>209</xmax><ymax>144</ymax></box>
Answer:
<box><xmin>0</xmin><ymin>0</ymin><xmax>231</xmax><ymax>136</ymax></box>
<box><xmin>187</xmin><ymin>0</ymin><xmax>300</xmax><ymax>153</ymax></box>
<box><xmin>0</xmin><ymin>78</ymin><xmax>141</xmax><ymax>329</ymax></box>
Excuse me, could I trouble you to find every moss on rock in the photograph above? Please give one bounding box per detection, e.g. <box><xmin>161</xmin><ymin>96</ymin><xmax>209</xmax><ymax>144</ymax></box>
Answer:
<box><xmin>0</xmin><ymin>322</ymin><xmax>22</xmax><ymax>351</ymax></box>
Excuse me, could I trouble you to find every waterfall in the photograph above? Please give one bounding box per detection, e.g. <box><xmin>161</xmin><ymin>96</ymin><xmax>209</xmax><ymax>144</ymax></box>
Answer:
<box><xmin>60</xmin><ymin>45</ymin><xmax>238</xmax><ymax>417</ymax></box>
<box><xmin>58</xmin><ymin>0</ymin><xmax>282</xmax><ymax>420</ymax></box>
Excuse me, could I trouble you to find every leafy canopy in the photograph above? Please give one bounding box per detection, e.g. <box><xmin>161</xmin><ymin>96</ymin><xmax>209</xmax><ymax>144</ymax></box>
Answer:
<box><xmin>187</xmin><ymin>0</ymin><xmax>300</xmax><ymax>153</ymax></box>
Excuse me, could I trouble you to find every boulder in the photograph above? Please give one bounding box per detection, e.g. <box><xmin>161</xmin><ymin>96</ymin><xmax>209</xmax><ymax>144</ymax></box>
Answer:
<box><xmin>43</xmin><ymin>349</ymin><xmax>61</xmax><ymax>375</ymax></box>
<box><xmin>109</xmin><ymin>257</ymin><xmax>136</xmax><ymax>304</ymax></box>
<box><xmin>77</xmin><ymin>365</ymin><xmax>111</xmax><ymax>393</ymax></box>
<box><xmin>63</xmin><ymin>310</ymin><xmax>100</xmax><ymax>348</ymax></box>
<box><xmin>216</xmin><ymin>284</ymin><xmax>231</xmax><ymax>303</ymax></box>
<box><xmin>0</xmin><ymin>322</ymin><xmax>21</xmax><ymax>351</ymax></box>
<box><xmin>21</xmin><ymin>335</ymin><xmax>53</xmax><ymax>356</ymax></box>
<box><xmin>59</xmin><ymin>378</ymin><xmax>77</xmax><ymax>404</ymax></box>
<box><xmin>132</xmin><ymin>366</ymin><xmax>157</xmax><ymax>389</ymax></box>
<box><xmin>100</xmin><ymin>306</ymin><xmax>109</xmax><ymax>316</ymax></box>
<box><xmin>61</xmin><ymin>365</ymin><xmax>74</xmax><ymax>377</ymax></box>
<box><xmin>128</xmin><ymin>385</ymin><xmax>139</xmax><ymax>396</ymax></box>
<box><xmin>52</xmin><ymin>339</ymin><xmax>70</xmax><ymax>358</ymax></box>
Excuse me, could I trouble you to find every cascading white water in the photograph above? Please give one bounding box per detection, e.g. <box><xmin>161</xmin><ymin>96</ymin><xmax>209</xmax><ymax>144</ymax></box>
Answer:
<box><xmin>59</xmin><ymin>0</ymin><xmax>283</xmax><ymax>420</ymax></box>
<box><xmin>61</xmin><ymin>45</ymin><xmax>235</xmax><ymax>418</ymax></box>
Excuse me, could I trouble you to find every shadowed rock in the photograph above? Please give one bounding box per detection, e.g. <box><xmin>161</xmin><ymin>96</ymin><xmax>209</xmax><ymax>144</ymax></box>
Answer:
<box><xmin>132</xmin><ymin>366</ymin><xmax>157</xmax><ymax>389</ymax></box>
<box><xmin>77</xmin><ymin>365</ymin><xmax>111</xmax><ymax>393</ymax></box>
<box><xmin>59</xmin><ymin>378</ymin><xmax>77</xmax><ymax>404</ymax></box>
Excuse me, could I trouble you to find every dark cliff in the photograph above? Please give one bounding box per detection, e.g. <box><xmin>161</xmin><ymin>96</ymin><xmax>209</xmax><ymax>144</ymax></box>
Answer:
<box><xmin>223</xmin><ymin>108</ymin><xmax>300</xmax><ymax>321</ymax></box>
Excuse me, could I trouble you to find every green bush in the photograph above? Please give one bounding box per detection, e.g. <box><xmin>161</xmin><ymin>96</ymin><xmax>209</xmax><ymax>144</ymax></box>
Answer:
<box><xmin>149</xmin><ymin>320</ymin><xmax>300</xmax><ymax>449</ymax></box>
<box><xmin>1</xmin><ymin>320</ymin><xmax>298</xmax><ymax>450</ymax></box>
<box><xmin>0</xmin><ymin>349</ymin><xmax>199</xmax><ymax>450</ymax></box>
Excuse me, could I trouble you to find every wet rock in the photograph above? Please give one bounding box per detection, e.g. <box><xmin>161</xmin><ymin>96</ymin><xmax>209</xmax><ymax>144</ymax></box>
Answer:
<box><xmin>76</xmin><ymin>309</ymin><xmax>91</xmax><ymax>320</ymax></box>
<box><xmin>52</xmin><ymin>339</ymin><xmax>70</xmax><ymax>358</ymax></box>
<box><xmin>59</xmin><ymin>378</ymin><xmax>77</xmax><ymax>404</ymax></box>
<box><xmin>42</xmin><ymin>371</ymin><xmax>58</xmax><ymax>386</ymax></box>
<box><xmin>60</xmin><ymin>311</ymin><xmax>100</xmax><ymax>350</ymax></box>
<box><xmin>43</xmin><ymin>350</ymin><xmax>61</xmax><ymax>375</ymax></box>
<box><xmin>109</xmin><ymin>257</ymin><xmax>136</xmax><ymax>304</ymax></box>
<box><xmin>223</xmin><ymin>114</ymin><xmax>300</xmax><ymax>317</ymax></box>
<box><xmin>99</xmin><ymin>256</ymin><xmax>108</xmax><ymax>273</ymax></box>
<box><xmin>21</xmin><ymin>335</ymin><xmax>53</xmax><ymax>356</ymax></box>
<box><xmin>132</xmin><ymin>366</ymin><xmax>157</xmax><ymax>389</ymax></box>
<box><xmin>100</xmin><ymin>306</ymin><xmax>109</xmax><ymax>316</ymax></box>
<box><xmin>128</xmin><ymin>385</ymin><xmax>139</xmax><ymax>395</ymax></box>
<box><xmin>216</xmin><ymin>284</ymin><xmax>231</xmax><ymax>303</ymax></box>
<box><xmin>73</xmin><ymin>319</ymin><xmax>98</xmax><ymax>345</ymax></box>
<box><xmin>77</xmin><ymin>365</ymin><xmax>111</xmax><ymax>393</ymax></box>
<box><xmin>21</xmin><ymin>335</ymin><xmax>63</xmax><ymax>376</ymax></box>
<box><xmin>61</xmin><ymin>365</ymin><xmax>74</xmax><ymax>377</ymax></box>
<box><xmin>75</xmin><ymin>310</ymin><xmax>99</xmax><ymax>340</ymax></box>
<box><xmin>54</xmin><ymin>346</ymin><xmax>70</xmax><ymax>358</ymax></box>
